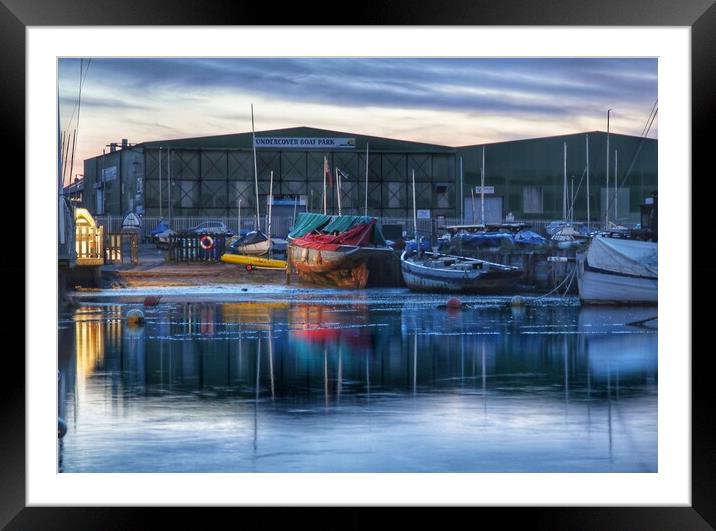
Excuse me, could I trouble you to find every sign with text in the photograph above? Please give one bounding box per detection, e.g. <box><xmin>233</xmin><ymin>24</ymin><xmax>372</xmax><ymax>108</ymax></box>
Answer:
<box><xmin>417</xmin><ymin>209</ymin><xmax>431</xmax><ymax>219</ymax></box>
<box><xmin>474</xmin><ymin>186</ymin><xmax>494</xmax><ymax>194</ymax></box>
<box><xmin>102</xmin><ymin>166</ymin><xmax>117</xmax><ymax>182</ymax></box>
<box><xmin>254</xmin><ymin>137</ymin><xmax>356</xmax><ymax>149</ymax></box>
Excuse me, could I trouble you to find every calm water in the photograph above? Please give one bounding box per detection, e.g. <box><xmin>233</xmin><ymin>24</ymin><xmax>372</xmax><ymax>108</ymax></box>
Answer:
<box><xmin>58</xmin><ymin>291</ymin><xmax>657</xmax><ymax>472</ymax></box>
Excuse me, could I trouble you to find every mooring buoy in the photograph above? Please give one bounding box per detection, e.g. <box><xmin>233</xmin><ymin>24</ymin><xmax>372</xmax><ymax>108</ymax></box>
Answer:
<box><xmin>447</xmin><ymin>298</ymin><xmax>462</xmax><ymax>310</ymax></box>
<box><xmin>144</xmin><ymin>295</ymin><xmax>161</xmax><ymax>307</ymax></box>
<box><xmin>127</xmin><ymin>309</ymin><xmax>145</xmax><ymax>326</ymax></box>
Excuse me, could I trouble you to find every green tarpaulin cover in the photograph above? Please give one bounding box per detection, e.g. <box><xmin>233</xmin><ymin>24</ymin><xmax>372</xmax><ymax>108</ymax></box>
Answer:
<box><xmin>288</xmin><ymin>213</ymin><xmax>332</xmax><ymax>238</ymax></box>
<box><xmin>288</xmin><ymin>212</ymin><xmax>387</xmax><ymax>246</ymax></box>
<box><xmin>322</xmin><ymin>215</ymin><xmax>373</xmax><ymax>233</ymax></box>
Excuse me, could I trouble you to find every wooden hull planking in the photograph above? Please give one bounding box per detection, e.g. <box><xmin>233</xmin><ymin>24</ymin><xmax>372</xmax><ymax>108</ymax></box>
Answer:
<box><xmin>400</xmin><ymin>251</ymin><xmax>521</xmax><ymax>293</ymax></box>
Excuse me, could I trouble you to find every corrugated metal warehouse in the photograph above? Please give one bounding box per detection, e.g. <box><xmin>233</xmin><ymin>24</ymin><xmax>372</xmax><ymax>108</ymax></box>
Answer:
<box><xmin>80</xmin><ymin>126</ymin><xmax>657</xmax><ymax>230</ymax></box>
<box><xmin>460</xmin><ymin>131</ymin><xmax>657</xmax><ymax>225</ymax></box>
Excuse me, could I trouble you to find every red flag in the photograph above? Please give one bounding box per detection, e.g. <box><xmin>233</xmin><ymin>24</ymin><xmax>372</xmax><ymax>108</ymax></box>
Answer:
<box><xmin>324</xmin><ymin>157</ymin><xmax>333</xmax><ymax>188</ymax></box>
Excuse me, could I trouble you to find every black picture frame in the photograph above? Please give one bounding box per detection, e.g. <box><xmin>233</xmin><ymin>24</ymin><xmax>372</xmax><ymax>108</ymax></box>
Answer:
<box><xmin>7</xmin><ymin>1</ymin><xmax>712</xmax><ymax>528</ymax></box>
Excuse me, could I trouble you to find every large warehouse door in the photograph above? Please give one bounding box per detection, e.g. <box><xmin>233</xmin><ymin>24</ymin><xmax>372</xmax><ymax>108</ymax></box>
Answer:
<box><xmin>464</xmin><ymin>196</ymin><xmax>503</xmax><ymax>225</ymax></box>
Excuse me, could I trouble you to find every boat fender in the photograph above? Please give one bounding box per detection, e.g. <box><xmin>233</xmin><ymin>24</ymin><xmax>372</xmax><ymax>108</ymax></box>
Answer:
<box><xmin>447</xmin><ymin>298</ymin><xmax>462</xmax><ymax>310</ymax></box>
<box><xmin>58</xmin><ymin>417</ymin><xmax>67</xmax><ymax>438</ymax></box>
<box><xmin>144</xmin><ymin>295</ymin><xmax>161</xmax><ymax>307</ymax></box>
<box><xmin>511</xmin><ymin>295</ymin><xmax>525</xmax><ymax>307</ymax></box>
<box><xmin>200</xmin><ymin>235</ymin><xmax>215</xmax><ymax>250</ymax></box>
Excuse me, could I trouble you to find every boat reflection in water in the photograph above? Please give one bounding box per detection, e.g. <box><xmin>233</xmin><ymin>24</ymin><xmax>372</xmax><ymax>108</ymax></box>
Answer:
<box><xmin>58</xmin><ymin>299</ymin><xmax>657</xmax><ymax>472</ymax></box>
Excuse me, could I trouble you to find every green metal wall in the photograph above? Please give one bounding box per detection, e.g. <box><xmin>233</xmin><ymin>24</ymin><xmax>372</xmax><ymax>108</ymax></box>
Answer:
<box><xmin>138</xmin><ymin>147</ymin><xmax>458</xmax><ymax>220</ymax></box>
<box><xmin>82</xmin><ymin>147</ymin><xmax>144</xmax><ymax>217</ymax></box>
<box><xmin>458</xmin><ymin>132</ymin><xmax>657</xmax><ymax>223</ymax></box>
<box><xmin>80</xmin><ymin>128</ymin><xmax>656</xmax><ymax>226</ymax></box>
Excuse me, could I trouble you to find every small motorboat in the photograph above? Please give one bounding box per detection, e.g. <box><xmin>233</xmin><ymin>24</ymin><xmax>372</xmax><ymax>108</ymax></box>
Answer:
<box><xmin>227</xmin><ymin>230</ymin><xmax>270</xmax><ymax>256</ymax></box>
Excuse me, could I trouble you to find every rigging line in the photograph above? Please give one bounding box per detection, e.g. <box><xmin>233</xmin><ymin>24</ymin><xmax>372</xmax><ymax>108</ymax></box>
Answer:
<box><xmin>530</xmin><ymin>265</ymin><xmax>577</xmax><ymax>302</ymax></box>
<box><xmin>68</xmin><ymin>59</ymin><xmax>88</xmax><ymax>187</ymax></box>
<box><xmin>606</xmin><ymin>103</ymin><xmax>658</xmax><ymax>214</ymax></box>
<box><xmin>63</xmin><ymin>58</ymin><xmax>91</xmax><ymax>143</ymax></box>
<box><xmin>567</xmin><ymin>165</ymin><xmax>588</xmax><ymax>216</ymax></box>
<box><xmin>562</xmin><ymin>266</ymin><xmax>577</xmax><ymax>297</ymax></box>
<box><xmin>619</xmin><ymin>106</ymin><xmax>657</xmax><ymax>193</ymax></box>
<box><xmin>640</xmin><ymin>99</ymin><xmax>658</xmax><ymax>138</ymax></box>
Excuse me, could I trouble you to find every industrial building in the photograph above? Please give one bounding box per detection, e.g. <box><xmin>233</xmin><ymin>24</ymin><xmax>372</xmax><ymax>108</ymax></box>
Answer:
<box><xmin>459</xmin><ymin>131</ymin><xmax>657</xmax><ymax>225</ymax></box>
<box><xmin>79</xmin><ymin>127</ymin><xmax>657</xmax><ymax>230</ymax></box>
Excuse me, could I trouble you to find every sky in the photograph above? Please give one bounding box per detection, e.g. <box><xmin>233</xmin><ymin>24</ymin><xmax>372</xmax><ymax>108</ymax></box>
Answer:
<box><xmin>58</xmin><ymin>57</ymin><xmax>658</xmax><ymax>186</ymax></box>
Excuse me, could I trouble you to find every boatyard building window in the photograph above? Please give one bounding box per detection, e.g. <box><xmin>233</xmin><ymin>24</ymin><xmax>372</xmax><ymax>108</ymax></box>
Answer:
<box><xmin>388</xmin><ymin>182</ymin><xmax>402</xmax><ymax>208</ymax></box>
<box><xmin>523</xmin><ymin>186</ymin><xmax>543</xmax><ymax>214</ymax></box>
<box><xmin>434</xmin><ymin>183</ymin><xmax>450</xmax><ymax>209</ymax></box>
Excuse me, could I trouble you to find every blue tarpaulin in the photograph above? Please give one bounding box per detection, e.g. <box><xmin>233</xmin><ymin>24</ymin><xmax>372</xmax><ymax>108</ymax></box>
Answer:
<box><xmin>513</xmin><ymin>230</ymin><xmax>547</xmax><ymax>246</ymax></box>
<box><xmin>150</xmin><ymin>220</ymin><xmax>170</xmax><ymax>236</ymax></box>
<box><xmin>405</xmin><ymin>237</ymin><xmax>431</xmax><ymax>252</ymax></box>
<box><xmin>458</xmin><ymin>231</ymin><xmax>514</xmax><ymax>248</ymax></box>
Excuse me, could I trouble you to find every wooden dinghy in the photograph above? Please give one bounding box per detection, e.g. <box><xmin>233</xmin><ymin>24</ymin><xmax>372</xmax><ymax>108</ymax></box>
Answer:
<box><xmin>400</xmin><ymin>249</ymin><xmax>521</xmax><ymax>293</ymax></box>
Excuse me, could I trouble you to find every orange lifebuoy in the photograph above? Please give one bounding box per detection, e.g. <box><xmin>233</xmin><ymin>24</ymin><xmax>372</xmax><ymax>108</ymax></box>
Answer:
<box><xmin>199</xmin><ymin>235</ymin><xmax>214</xmax><ymax>250</ymax></box>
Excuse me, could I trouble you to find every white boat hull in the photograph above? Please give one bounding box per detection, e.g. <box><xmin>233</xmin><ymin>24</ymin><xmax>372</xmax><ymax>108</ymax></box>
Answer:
<box><xmin>577</xmin><ymin>256</ymin><xmax>657</xmax><ymax>304</ymax></box>
<box><xmin>233</xmin><ymin>240</ymin><xmax>270</xmax><ymax>256</ymax></box>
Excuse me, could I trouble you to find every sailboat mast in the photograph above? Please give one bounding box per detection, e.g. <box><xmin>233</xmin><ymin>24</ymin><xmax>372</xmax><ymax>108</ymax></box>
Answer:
<box><xmin>412</xmin><ymin>169</ymin><xmax>418</xmax><ymax>241</ymax></box>
<box><xmin>606</xmin><ymin>109</ymin><xmax>612</xmax><ymax>228</ymax></box>
<box><xmin>58</xmin><ymin>97</ymin><xmax>65</xmax><ymax>245</ymax></box>
<box><xmin>471</xmin><ymin>188</ymin><xmax>476</xmax><ymax>225</ymax></box>
<box><xmin>459</xmin><ymin>156</ymin><xmax>464</xmax><ymax>224</ymax></box>
<box><xmin>168</xmin><ymin>147</ymin><xmax>172</xmax><ymax>225</ymax></box>
<box><xmin>323</xmin><ymin>155</ymin><xmax>327</xmax><ymax>215</ymax></box>
<box><xmin>267</xmin><ymin>170</ymin><xmax>273</xmax><ymax>254</ymax></box>
<box><xmin>563</xmin><ymin>142</ymin><xmax>567</xmax><ymax>221</ymax></box>
<box><xmin>614</xmin><ymin>149</ymin><xmax>618</xmax><ymax>221</ymax></box>
<box><xmin>364</xmin><ymin>143</ymin><xmax>369</xmax><ymax>217</ymax></box>
<box><xmin>68</xmin><ymin>129</ymin><xmax>77</xmax><ymax>187</ymax></box>
<box><xmin>336</xmin><ymin>168</ymin><xmax>342</xmax><ymax>216</ymax></box>
<box><xmin>158</xmin><ymin>147</ymin><xmax>162</xmax><ymax>218</ymax></box>
<box><xmin>62</xmin><ymin>131</ymin><xmax>71</xmax><ymax>187</ymax></box>
<box><xmin>481</xmin><ymin>146</ymin><xmax>485</xmax><ymax>225</ymax></box>
<box><xmin>251</xmin><ymin>104</ymin><xmax>261</xmax><ymax>232</ymax></box>
<box><xmin>586</xmin><ymin>134</ymin><xmax>590</xmax><ymax>231</ymax></box>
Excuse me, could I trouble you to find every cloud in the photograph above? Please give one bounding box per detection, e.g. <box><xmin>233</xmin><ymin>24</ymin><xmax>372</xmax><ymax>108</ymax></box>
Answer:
<box><xmin>58</xmin><ymin>57</ymin><xmax>657</xmax><ymax>165</ymax></box>
<box><xmin>59</xmin><ymin>58</ymin><xmax>656</xmax><ymax>119</ymax></box>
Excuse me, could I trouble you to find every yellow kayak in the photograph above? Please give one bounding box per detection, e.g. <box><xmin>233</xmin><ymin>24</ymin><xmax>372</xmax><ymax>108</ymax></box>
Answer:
<box><xmin>220</xmin><ymin>253</ymin><xmax>287</xmax><ymax>270</ymax></box>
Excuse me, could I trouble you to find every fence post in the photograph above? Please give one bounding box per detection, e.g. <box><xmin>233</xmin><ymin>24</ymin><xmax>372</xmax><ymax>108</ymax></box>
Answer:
<box><xmin>131</xmin><ymin>233</ymin><xmax>139</xmax><ymax>265</ymax></box>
